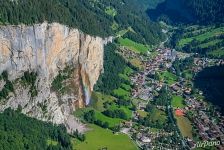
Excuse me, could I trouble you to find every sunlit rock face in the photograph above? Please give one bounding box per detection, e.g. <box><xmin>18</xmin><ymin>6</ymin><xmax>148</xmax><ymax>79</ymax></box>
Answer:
<box><xmin>0</xmin><ymin>22</ymin><xmax>105</xmax><ymax>132</ymax></box>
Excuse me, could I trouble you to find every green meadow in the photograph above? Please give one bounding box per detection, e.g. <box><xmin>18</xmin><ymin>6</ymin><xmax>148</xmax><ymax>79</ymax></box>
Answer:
<box><xmin>73</xmin><ymin>124</ymin><xmax>138</xmax><ymax>150</ymax></box>
<box><xmin>160</xmin><ymin>71</ymin><xmax>178</xmax><ymax>85</ymax></box>
<box><xmin>118</xmin><ymin>38</ymin><xmax>149</xmax><ymax>53</ymax></box>
<box><xmin>105</xmin><ymin>7</ymin><xmax>117</xmax><ymax>17</ymax></box>
<box><xmin>95</xmin><ymin>111</ymin><xmax>123</xmax><ymax>128</ymax></box>
<box><xmin>171</xmin><ymin>95</ymin><xmax>185</xmax><ymax>108</ymax></box>
<box><xmin>178</xmin><ymin>26</ymin><xmax>224</xmax><ymax>48</ymax></box>
<box><xmin>147</xmin><ymin>107</ymin><xmax>168</xmax><ymax>126</ymax></box>
<box><xmin>175</xmin><ymin>115</ymin><xmax>193</xmax><ymax>139</ymax></box>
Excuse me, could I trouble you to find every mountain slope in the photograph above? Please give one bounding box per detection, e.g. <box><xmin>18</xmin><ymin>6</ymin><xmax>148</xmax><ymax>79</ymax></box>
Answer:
<box><xmin>0</xmin><ymin>108</ymin><xmax>72</xmax><ymax>150</ymax></box>
<box><xmin>185</xmin><ymin>0</ymin><xmax>224</xmax><ymax>24</ymax></box>
<box><xmin>0</xmin><ymin>0</ymin><xmax>164</xmax><ymax>44</ymax></box>
<box><xmin>0</xmin><ymin>23</ymin><xmax>105</xmax><ymax>132</ymax></box>
<box><xmin>147</xmin><ymin>0</ymin><xmax>224</xmax><ymax>24</ymax></box>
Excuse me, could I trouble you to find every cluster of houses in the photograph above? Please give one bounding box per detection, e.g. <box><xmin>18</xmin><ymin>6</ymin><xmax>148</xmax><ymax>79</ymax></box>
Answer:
<box><xmin>193</xmin><ymin>57</ymin><xmax>224</xmax><ymax>73</ymax></box>
<box><xmin>131</xmin><ymin>48</ymin><xmax>176</xmax><ymax>104</ymax></box>
<box><xmin>182</xmin><ymin>96</ymin><xmax>224</xmax><ymax>149</ymax></box>
<box><xmin>169</xmin><ymin>57</ymin><xmax>224</xmax><ymax>149</ymax></box>
<box><xmin>118</xmin><ymin>45</ymin><xmax>224</xmax><ymax>149</ymax></box>
<box><xmin>125</xmin><ymin>125</ymin><xmax>179</xmax><ymax>150</ymax></box>
<box><xmin>170</xmin><ymin>81</ymin><xmax>192</xmax><ymax>96</ymax></box>
<box><xmin>145</xmin><ymin>48</ymin><xmax>176</xmax><ymax>74</ymax></box>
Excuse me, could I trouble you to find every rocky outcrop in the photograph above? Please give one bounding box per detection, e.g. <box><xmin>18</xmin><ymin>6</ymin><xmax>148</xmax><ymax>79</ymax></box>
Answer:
<box><xmin>0</xmin><ymin>22</ymin><xmax>105</xmax><ymax>132</ymax></box>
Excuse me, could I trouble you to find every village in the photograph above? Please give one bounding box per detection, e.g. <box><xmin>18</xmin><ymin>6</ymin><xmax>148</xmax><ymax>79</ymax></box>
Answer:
<box><xmin>119</xmin><ymin>46</ymin><xmax>224</xmax><ymax>149</ymax></box>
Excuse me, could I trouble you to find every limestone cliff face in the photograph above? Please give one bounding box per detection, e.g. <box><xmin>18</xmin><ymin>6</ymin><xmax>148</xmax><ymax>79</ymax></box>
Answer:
<box><xmin>0</xmin><ymin>22</ymin><xmax>106</xmax><ymax>132</ymax></box>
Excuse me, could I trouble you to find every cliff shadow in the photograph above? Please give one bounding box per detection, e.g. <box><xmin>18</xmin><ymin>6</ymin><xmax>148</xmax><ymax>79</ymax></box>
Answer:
<box><xmin>194</xmin><ymin>65</ymin><xmax>224</xmax><ymax>114</ymax></box>
<box><xmin>147</xmin><ymin>0</ymin><xmax>196</xmax><ymax>24</ymax></box>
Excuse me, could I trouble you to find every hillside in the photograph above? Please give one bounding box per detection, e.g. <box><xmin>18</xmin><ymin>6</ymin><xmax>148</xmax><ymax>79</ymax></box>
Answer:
<box><xmin>138</xmin><ymin>0</ymin><xmax>165</xmax><ymax>10</ymax></box>
<box><xmin>185</xmin><ymin>0</ymin><xmax>224</xmax><ymax>24</ymax></box>
<box><xmin>194</xmin><ymin>65</ymin><xmax>224</xmax><ymax>114</ymax></box>
<box><xmin>0</xmin><ymin>0</ymin><xmax>223</xmax><ymax>150</ymax></box>
<box><xmin>0</xmin><ymin>23</ymin><xmax>103</xmax><ymax>132</ymax></box>
<box><xmin>0</xmin><ymin>0</ymin><xmax>165</xmax><ymax>44</ymax></box>
<box><xmin>147</xmin><ymin>0</ymin><xmax>195</xmax><ymax>24</ymax></box>
<box><xmin>147</xmin><ymin>0</ymin><xmax>224</xmax><ymax>24</ymax></box>
<box><xmin>0</xmin><ymin>108</ymin><xmax>72</xmax><ymax>150</ymax></box>
<box><xmin>168</xmin><ymin>25</ymin><xmax>224</xmax><ymax>58</ymax></box>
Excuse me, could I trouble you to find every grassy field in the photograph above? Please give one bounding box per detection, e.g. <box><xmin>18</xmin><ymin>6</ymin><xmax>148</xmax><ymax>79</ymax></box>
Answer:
<box><xmin>118</xmin><ymin>38</ymin><xmax>149</xmax><ymax>53</ymax></box>
<box><xmin>116</xmin><ymin>29</ymin><xmax>129</xmax><ymax>37</ymax></box>
<box><xmin>119</xmin><ymin>73</ymin><xmax>130</xmax><ymax>81</ymax></box>
<box><xmin>176</xmin><ymin>26</ymin><xmax>224</xmax><ymax>58</ymax></box>
<box><xmin>171</xmin><ymin>95</ymin><xmax>185</xmax><ymax>108</ymax></box>
<box><xmin>95</xmin><ymin>111</ymin><xmax>123</xmax><ymax>128</ymax></box>
<box><xmin>118</xmin><ymin>67</ymin><xmax>134</xmax><ymax>82</ymax></box>
<box><xmin>74</xmin><ymin>107</ymin><xmax>123</xmax><ymax>128</ymax></box>
<box><xmin>73</xmin><ymin>124</ymin><xmax>138</xmax><ymax>150</ymax></box>
<box><xmin>175</xmin><ymin>115</ymin><xmax>193</xmax><ymax>139</ymax></box>
<box><xmin>137</xmin><ymin>110</ymin><xmax>148</xmax><ymax>118</ymax></box>
<box><xmin>113</xmin><ymin>66</ymin><xmax>132</xmax><ymax>100</ymax></box>
<box><xmin>105</xmin><ymin>7</ymin><xmax>117</xmax><ymax>17</ymax></box>
<box><xmin>178</xmin><ymin>26</ymin><xmax>224</xmax><ymax>47</ymax></box>
<box><xmin>198</xmin><ymin>39</ymin><xmax>222</xmax><ymax>48</ymax></box>
<box><xmin>160</xmin><ymin>71</ymin><xmax>178</xmax><ymax>85</ymax></box>
<box><xmin>116</xmin><ymin>27</ymin><xmax>133</xmax><ymax>37</ymax></box>
<box><xmin>123</xmin><ymin>67</ymin><xmax>134</xmax><ymax>76</ymax></box>
<box><xmin>109</xmin><ymin>104</ymin><xmax>133</xmax><ymax>119</ymax></box>
<box><xmin>113</xmin><ymin>88</ymin><xmax>130</xmax><ymax>99</ymax></box>
<box><xmin>121</xmin><ymin>83</ymin><xmax>132</xmax><ymax>91</ymax></box>
<box><xmin>129</xmin><ymin>58</ymin><xmax>144</xmax><ymax>70</ymax></box>
<box><xmin>91</xmin><ymin>92</ymin><xmax>116</xmax><ymax>111</ymax></box>
<box><xmin>208</xmin><ymin>48</ymin><xmax>224</xmax><ymax>58</ymax></box>
<box><xmin>47</xmin><ymin>139</ymin><xmax>58</xmax><ymax>146</ymax></box>
<box><xmin>148</xmin><ymin>107</ymin><xmax>167</xmax><ymax>125</ymax></box>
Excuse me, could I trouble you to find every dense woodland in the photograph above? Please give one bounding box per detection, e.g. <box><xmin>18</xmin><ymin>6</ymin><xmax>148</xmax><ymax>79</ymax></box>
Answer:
<box><xmin>0</xmin><ymin>108</ymin><xmax>72</xmax><ymax>150</ymax></box>
<box><xmin>94</xmin><ymin>43</ymin><xmax>127</xmax><ymax>94</ymax></box>
<box><xmin>0</xmin><ymin>0</ymin><xmax>164</xmax><ymax>44</ymax></box>
<box><xmin>147</xmin><ymin>0</ymin><xmax>224</xmax><ymax>24</ymax></box>
<box><xmin>172</xmin><ymin>57</ymin><xmax>194</xmax><ymax>76</ymax></box>
<box><xmin>194</xmin><ymin>65</ymin><xmax>224</xmax><ymax>114</ymax></box>
<box><xmin>185</xmin><ymin>0</ymin><xmax>224</xmax><ymax>24</ymax></box>
<box><xmin>0</xmin><ymin>71</ymin><xmax>14</xmax><ymax>101</ymax></box>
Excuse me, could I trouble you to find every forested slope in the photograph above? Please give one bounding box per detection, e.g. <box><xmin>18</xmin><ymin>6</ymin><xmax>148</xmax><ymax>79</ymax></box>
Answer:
<box><xmin>147</xmin><ymin>0</ymin><xmax>224</xmax><ymax>24</ymax></box>
<box><xmin>185</xmin><ymin>0</ymin><xmax>224</xmax><ymax>24</ymax></box>
<box><xmin>0</xmin><ymin>0</ymin><xmax>164</xmax><ymax>44</ymax></box>
<box><xmin>168</xmin><ymin>25</ymin><xmax>224</xmax><ymax>58</ymax></box>
<box><xmin>0</xmin><ymin>108</ymin><xmax>72</xmax><ymax>150</ymax></box>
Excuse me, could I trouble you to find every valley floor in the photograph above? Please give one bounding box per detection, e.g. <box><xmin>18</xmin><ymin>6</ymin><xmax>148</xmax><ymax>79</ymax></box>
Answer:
<box><xmin>73</xmin><ymin>27</ymin><xmax>224</xmax><ymax>150</ymax></box>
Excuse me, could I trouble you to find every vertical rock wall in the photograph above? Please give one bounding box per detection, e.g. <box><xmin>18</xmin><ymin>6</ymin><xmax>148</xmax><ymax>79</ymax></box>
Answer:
<box><xmin>0</xmin><ymin>22</ymin><xmax>105</xmax><ymax>132</ymax></box>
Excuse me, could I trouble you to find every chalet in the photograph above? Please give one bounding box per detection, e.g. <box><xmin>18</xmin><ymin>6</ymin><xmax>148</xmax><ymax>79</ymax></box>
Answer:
<box><xmin>141</xmin><ymin>136</ymin><xmax>151</xmax><ymax>143</ymax></box>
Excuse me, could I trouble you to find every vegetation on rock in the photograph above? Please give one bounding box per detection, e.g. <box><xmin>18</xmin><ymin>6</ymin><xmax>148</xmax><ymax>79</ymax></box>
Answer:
<box><xmin>0</xmin><ymin>108</ymin><xmax>72</xmax><ymax>150</ymax></box>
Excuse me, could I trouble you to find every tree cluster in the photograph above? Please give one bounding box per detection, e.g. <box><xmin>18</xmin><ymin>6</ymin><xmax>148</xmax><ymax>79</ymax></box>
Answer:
<box><xmin>184</xmin><ymin>0</ymin><xmax>224</xmax><ymax>24</ymax></box>
<box><xmin>0</xmin><ymin>108</ymin><xmax>72</xmax><ymax>150</ymax></box>
<box><xmin>153</xmin><ymin>86</ymin><xmax>171</xmax><ymax>106</ymax></box>
<box><xmin>83</xmin><ymin>110</ymin><xmax>109</xmax><ymax>129</ymax></box>
<box><xmin>172</xmin><ymin>57</ymin><xmax>194</xmax><ymax>76</ymax></box>
<box><xmin>0</xmin><ymin>71</ymin><xmax>14</xmax><ymax>101</ymax></box>
<box><xmin>21</xmin><ymin>71</ymin><xmax>38</xmax><ymax>97</ymax></box>
<box><xmin>103</xmin><ymin>109</ymin><xmax>128</xmax><ymax>120</ymax></box>
<box><xmin>116</xmin><ymin>99</ymin><xmax>131</xmax><ymax>107</ymax></box>
<box><xmin>72</xmin><ymin>130</ymin><xmax>85</xmax><ymax>142</ymax></box>
<box><xmin>94</xmin><ymin>44</ymin><xmax>127</xmax><ymax>94</ymax></box>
